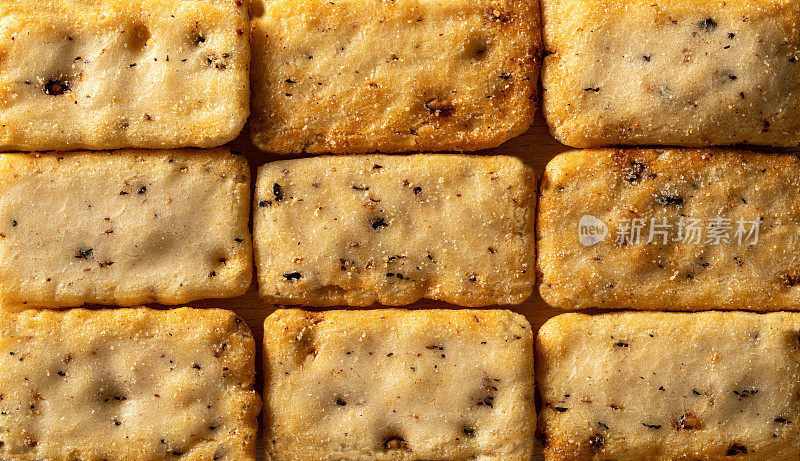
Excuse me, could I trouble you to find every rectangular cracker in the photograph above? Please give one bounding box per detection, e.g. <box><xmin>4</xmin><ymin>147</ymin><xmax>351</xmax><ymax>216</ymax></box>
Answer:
<box><xmin>254</xmin><ymin>154</ymin><xmax>536</xmax><ymax>307</ymax></box>
<box><xmin>263</xmin><ymin>308</ymin><xmax>535</xmax><ymax>460</ymax></box>
<box><xmin>536</xmin><ymin>311</ymin><xmax>800</xmax><ymax>460</ymax></box>
<box><xmin>0</xmin><ymin>307</ymin><xmax>260</xmax><ymax>461</ymax></box>
<box><xmin>0</xmin><ymin>0</ymin><xmax>250</xmax><ymax>151</ymax></box>
<box><xmin>541</xmin><ymin>0</ymin><xmax>800</xmax><ymax>148</ymax></box>
<box><xmin>249</xmin><ymin>0</ymin><xmax>540</xmax><ymax>154</ymax></box>
<box><xmin>538</xmin><ymin>148</ymin><xmax>800</xmax><ymax>311</ymax></box>
<box><xmin>0</xmin><ymin>149</ymin><xmax>252</xmax><ymax>309</ymax></box>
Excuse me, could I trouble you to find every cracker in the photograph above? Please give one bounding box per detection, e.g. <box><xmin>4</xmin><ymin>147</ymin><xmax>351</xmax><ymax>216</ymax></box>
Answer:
<box><xmin>253</xmin><ymin>154</ymin><xmax>536</xmax><ymax>307</ymax></box>
<box><xmin>541</xmin><ymin>0</ymin><xmax>800</xmax><ymax>148</ymax></box>
<box><xmin>263</xmin><ymin>308</ymin><xmax>535</xmax><ymax>460</ymax></box>
<box><xmin>0</xmin><ymin>0</ymin><xmax>250</xmax><ymax>151</ymax></box>
<box><xmin>0</xmin><ymin>307</ymin><xmax>260</xmax><ymax>460</ymax></box>
<box><xmin>249</xmin><ymin>0</ymin><xmax>540</xmax><ymax>154</ymax></box>
<box><xmin>538</xmin><ymin>148</ymin><xmax>800</xmax><ymax>311</ymax></box>
<box><xmin>0</xmin><ymin>149</ymin><xmax>252</xmax><ymax>309</ymax></box>
<box><xmin>536</xmin><ymin>311</ymin><xmax>800</xmax><ymax>460</ymax></box>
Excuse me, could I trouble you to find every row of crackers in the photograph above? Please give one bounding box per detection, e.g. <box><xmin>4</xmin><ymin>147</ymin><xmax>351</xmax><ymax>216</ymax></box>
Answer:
<box><xmin>2</xmin><ymin>307</ymin><xmax>797</xmax><ymax>460</ymax></box>
<box><xmin>1</xmin><ymin>0</ymin><xmax>798</xmax><ymax>152</ymax></box>
<box><xmin>3</xmin><ymin>148</ymin><xmax>800</xmax><ymax>312</ymax></box>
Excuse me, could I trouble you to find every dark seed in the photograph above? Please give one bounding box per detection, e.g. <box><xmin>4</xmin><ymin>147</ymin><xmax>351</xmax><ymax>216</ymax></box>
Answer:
<box><xmin>423</xmin><ymin>98</ymin><xmax>455</xmax><ymax>116</ymax></box>
<box><xmin>335</xmin><ymin>397</ymin><xmax>347</xmax><ymax>406</ymax></box>
<box><xmin>75</xmin><ymin>248</ymin><xmax>93</xmax><ymax>259</ymax></box>
<box><xmin>656</xmin><ymin>195</ymin><xmax>683</xmax><ymax>206</ymax></box>
<box><xmin>138</xmin><ymin>186</ymin><xmax>147</xmax><ymax>194</ymax></box>
<box><xmin>589</xmin><ymin>434</ymin><xmax>605</xmax><ymax>451</ymax></box>
<box><xmin>677</xmin><ymin>413</ymin><xmax>702</xmax><ymax>430</ymax></box>
<box><xmin>726</xmin><ymin>443</ymin><xmax>747</xmax><ymax>455</ymax></box>
<box><xmin>642</xmin><ymin>423</ymin><xmax>662</xmax><ymax>429</ymax></box>
<box><xmin>384</xmin><ymin>437</ymin><xmax>409</xmax><ymax>451</ymax></box>
<box><xmin>699</xmin><ymin>18</ymin><xmax>718</xmax><ymax>32</ymax></box>
<box><xmin>44</xmin><ymin>79</ymin><xmax>70</xmax><ymax>96</ymax></box>
<box><xmin>626</xmin><ymin>160</ymin><xmax>647</xmax><ymax>183</ymax></box>
<box><xmin>273</xmin><ymin>183</ymin><xmax>284</xmax><ymax>201</ymax></box>
<box><xmin>372</xmin><ymin>218</ymin><xmax>389</xmax><ymax>229</ymax></box>
<box><xmin>283</xmin><ymin>272</ymin><xmax>301</xmax><ymax>281</ymax></box>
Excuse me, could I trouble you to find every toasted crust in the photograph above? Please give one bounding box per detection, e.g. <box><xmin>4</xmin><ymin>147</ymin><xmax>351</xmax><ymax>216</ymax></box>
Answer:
<box><xmin>263</xmin><ymin>308</ymin><xmax>535</xmax><ymax>460</ymax></box>
<box><xmin>0</xmin><ymin>307</ymin><xmax>261</xmax><ymax>461</ymax></box>
<box><xmin>541</xmin><ymin>0</ymin><xmax>800</xmax><ymax>147</ymax></box>
<box><xmin>0</xmin><ymin>149</ymin><xmax>252</xmax><ymax>309</ymax></box>
<box><xmin>249</xmin><ymin>0</ymin><xmax>540</xmax><ymax>154</ymax></box>
<box><xmin>536</xmin><ymin>311</ymin><xmax>800</xmax><ymax>460</ymax></box>
<box><xmin>0</xmin><ymin>0</ymin><xmax>250</xmax><ymax>151</ymax></box>
<box><xmin>254</xmin><ymin>154</ymin><xmax>536</xmax><ymax>307</ymax></box>
<box><xmin>538</xmin><ymin>148</ymin><xmax>800</xmax><ymax>311</ymax></box>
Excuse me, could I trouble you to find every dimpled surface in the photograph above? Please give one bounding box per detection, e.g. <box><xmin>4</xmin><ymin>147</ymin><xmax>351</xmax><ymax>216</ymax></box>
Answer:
<box><xmin>538</xmin><ymin>148</ymin><xmax>800</xmax><ymax>311</ymax></box>
<box><xmin>537</xmin><ymin>312</ymin><xmax>800</xmax><ymax>460</ymax></box>
<box><xmin>254</xmin><ymin>154</ymin><xmax>536</xmax><ymax>307</ymax></box>
<box><xmin>263</xmin><ymin>308</ymin><xmax>535</xmax><ymax>460</ymax></box>
<box><xmin>249</xmin><ymin>0</ymin><xmax>540</xmax><ymax>154</ymax></box>
<box><xmin>0</xmin><ymin>307</ymin><xmax>260</xmax><ymax>461</ymax></box>
<box><xmin>0</xmin><ymin>149</ymin><xmax>252</xmax><ymax>309</ymax></box>
<box><xmin>541</xmin><ymin>0</ymin><xmax>800</xmax><ymax>147</ymax></box>
<box><xmin>0</xmin><ymin>0</ymin><xmax>249</xmax><ymax>151</ymax></box>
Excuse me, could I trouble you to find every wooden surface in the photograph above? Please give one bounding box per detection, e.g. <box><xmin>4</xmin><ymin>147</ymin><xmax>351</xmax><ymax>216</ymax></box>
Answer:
<box><xmin>189</xmin><ymin>114</ymin><xmax>570</xmax><ymax>460</ymax></box>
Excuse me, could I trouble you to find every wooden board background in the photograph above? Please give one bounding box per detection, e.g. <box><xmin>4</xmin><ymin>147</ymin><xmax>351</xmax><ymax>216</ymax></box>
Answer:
<box><xmin>188</xmin><ymin>113</ymin><xmax>570</xmax><ymax>460</ymax></box>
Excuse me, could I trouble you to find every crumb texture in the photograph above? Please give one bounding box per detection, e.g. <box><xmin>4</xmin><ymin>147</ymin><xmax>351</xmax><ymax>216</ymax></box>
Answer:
<box><xmin>249</xmin><ymin>0</ymin><xmax>540</xmax><ymax>153</ymax></box>
<box><xmin>254</xmin><ymin>154</ymin><xmax>536</xmax><ymax>307</ymax></box>
<box><xmin>537</xmin><ymin>311</ymin><xmax>800</xmax><ymax>460</ymax></box>
<box><xmin>539</xmin><ymin>148</ymin><xmax>800</xmax><ymax>311</ymax></box>
<box><xmin>0</xmin><ymin>149</ymin><xmax>252</xmax><ymax>308</ymax></box>
<box><xmin>541</xmin><ymin>0</ymin><xmax>800</xmax><ymax>147</ymax></box>
<box><xmin>0</xmin><ymin>0</ymin><xmax>250</xmax><ymax>151</ymax></box>
<box><xmin>0</xmin><ymin>307</ymin><xmax>261</xmax><ymax>461</ymax></box>
<box><xmin>263</xmin><ymin>308</ymin><xmax>535</xmax><ymax>460</ymax></box>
